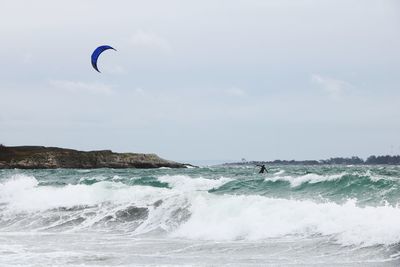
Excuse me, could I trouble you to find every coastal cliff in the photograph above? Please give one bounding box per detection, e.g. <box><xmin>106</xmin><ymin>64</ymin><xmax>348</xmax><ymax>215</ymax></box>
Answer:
<box><xmin>0</xmin><ymin>146</ymin><xmax>187</xmax><ymax>169</ymax></box>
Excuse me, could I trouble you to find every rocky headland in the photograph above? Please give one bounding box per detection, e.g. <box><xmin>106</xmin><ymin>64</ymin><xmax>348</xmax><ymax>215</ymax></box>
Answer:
<box><xmin>0</xmin><ymin>145</ymin><xmax>188</xmax><ymax>169</ymax></box>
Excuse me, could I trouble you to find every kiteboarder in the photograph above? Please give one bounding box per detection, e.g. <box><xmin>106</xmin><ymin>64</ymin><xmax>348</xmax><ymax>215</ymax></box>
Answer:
<box><xmin>257</xmin><ymin>164</ymin><xmax>268</xmax><ymax>173</ymax></box>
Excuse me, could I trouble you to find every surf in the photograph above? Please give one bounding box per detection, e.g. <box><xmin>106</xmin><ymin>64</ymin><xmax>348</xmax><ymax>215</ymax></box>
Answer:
<box><xmin>1</xmin><ymin>172</ymin><xmax>400</xmax><ymax>248</ymax></box>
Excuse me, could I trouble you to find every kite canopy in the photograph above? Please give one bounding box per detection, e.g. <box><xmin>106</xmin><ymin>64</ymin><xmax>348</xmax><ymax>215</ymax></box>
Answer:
<box><xmin>91</xmin><ymin>45</ymin><xmax>116</xmax><ymax>73</ymax></box>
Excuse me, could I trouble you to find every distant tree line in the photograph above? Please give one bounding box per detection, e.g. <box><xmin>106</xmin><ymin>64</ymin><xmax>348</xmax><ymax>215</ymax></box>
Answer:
<box><xmin>364</xmin><ymin>155</ymin><xmax>400</xmax><ymax>165</ymax></box>
<box><xmin>319</xmin><ymin>156</ymin><xmax>364</xmax><ymax>165</ymax></box>
<box><xmin>232</xmin><ymin>155</ymin><xmax>400</xmax><ymax>166</ymax></box>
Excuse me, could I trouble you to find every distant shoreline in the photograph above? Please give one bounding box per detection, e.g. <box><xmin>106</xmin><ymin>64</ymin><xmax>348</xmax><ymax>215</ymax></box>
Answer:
<box><xmin>0</xmin><ymin>145</ymin><xmax>190</xmax><ymax>169</ymax></box>
<box><xmin>223</xmin><ymin>155</ymin><xmax>400</xmax><ymax>166</ymax></box>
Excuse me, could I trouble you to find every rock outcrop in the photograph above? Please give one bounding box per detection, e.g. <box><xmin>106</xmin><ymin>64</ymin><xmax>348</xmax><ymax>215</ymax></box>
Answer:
<box><xmin>0</xmin><ymin>145</ymin><xmax>187</xmax><ymax>169</ymax></box>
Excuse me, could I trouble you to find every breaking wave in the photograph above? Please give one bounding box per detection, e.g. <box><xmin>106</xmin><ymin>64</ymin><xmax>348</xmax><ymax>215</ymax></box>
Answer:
<box><xmin>1</xmin><ymin>174</ymin><xmax>400</xmax><ymax>247</ymax></box>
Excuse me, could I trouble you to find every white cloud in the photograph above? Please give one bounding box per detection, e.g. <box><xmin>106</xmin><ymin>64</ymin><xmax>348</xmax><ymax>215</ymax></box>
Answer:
<box><xmin>49</xmin><ymin>80</ymin><xmax>114</xmax><ymax>95</ymax></box>
<box><xmin>100</xmin><ymin>65</ymin><xmax>126</xmax><ymax>75</ymax></box>
<box><xmin>134</xmin><ymin>87</ymin><xmax>145</xmax><ymax>95</ymax></box>
<box><xmin>311</xmin><ymin>74</ymin><xmax>351</xmax><ymax>98</ymax></box>
<box><xmin>130</xmin><ymin>30</ymin><xmax>171</xmax><ymax>52</ymax></box>
<box><xmin>225</xmin><ymin>87</ymin><xmax>246</xmax><ymax>97</ymax></box>
<box><xmin>22</xmin><ymin>53</ymin><xmax>33</xmax><ymax>64</ymax></box>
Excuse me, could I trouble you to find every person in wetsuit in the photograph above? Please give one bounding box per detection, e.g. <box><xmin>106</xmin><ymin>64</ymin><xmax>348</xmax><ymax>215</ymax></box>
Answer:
<box><xmin>257</xmin><ymin>164</ymin><xmax>268</xmax><ymax>173</ymax></box>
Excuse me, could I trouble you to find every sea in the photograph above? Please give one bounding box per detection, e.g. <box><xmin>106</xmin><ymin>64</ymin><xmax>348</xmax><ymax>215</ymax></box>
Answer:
<box><xmin>1</xmin><ymin>165</ymin><xmax>400</xmax><ymax>266</ymax></box>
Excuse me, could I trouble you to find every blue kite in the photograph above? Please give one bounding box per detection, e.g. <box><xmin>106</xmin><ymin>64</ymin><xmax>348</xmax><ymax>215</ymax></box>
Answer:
<box><xmin>91</xmin><ymin>45</ymin><xmax>116</xmax><ymax>73</ymax></box>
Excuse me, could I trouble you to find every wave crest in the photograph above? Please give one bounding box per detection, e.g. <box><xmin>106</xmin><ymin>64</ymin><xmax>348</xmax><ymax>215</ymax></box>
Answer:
<box><xmin>2</xmin><ymin>174</ymin><xmax>400</xmax><ymax>247</ymax></box>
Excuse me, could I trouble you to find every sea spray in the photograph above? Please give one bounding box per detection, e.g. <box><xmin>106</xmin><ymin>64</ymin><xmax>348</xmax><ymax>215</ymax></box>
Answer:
<box><xmin>173</xmin><ymin>195</ymin><xmax>400</xmax><ymax>246</ymax></box>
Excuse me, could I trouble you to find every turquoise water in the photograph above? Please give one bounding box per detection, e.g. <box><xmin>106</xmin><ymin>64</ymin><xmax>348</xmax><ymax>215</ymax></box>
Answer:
<box><xmin>1</xmin><ymin>165</ymin><xmax>400</xmax><ymax>266</ymax></box>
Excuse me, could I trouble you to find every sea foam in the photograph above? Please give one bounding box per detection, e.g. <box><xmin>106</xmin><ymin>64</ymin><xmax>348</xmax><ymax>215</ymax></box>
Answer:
<box><xmin>265</xmin><ymin>173</ymin><xmax>344</xmax><ymax>187</ymax></box>
<box><xmin>157</xmin><ymin>175</ymin><xmax>233</xmax><ymax>191</ymax></box>
<box><xmin>173</xmin><ymin>194</ymin><xmax>400</xmax><ymax>246</ymax></box>
<box><xmin>1</xmin><ymin>174</ymin><xmax>400</xmax><ymax>247</ymax></box>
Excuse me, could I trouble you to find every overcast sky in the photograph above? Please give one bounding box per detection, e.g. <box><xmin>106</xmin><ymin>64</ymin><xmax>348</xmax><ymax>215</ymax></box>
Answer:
<box><xmin>0</xmin><ymin>0</ymin><xmax>399</xmax><ymax>162</ymax></box>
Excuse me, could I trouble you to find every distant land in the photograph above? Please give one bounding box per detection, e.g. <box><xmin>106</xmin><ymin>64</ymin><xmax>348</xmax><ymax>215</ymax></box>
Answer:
<box><xmin>224</xmin><ymin>155</ymin><xmax>400</xmax><ymax>166</ymax></box>
<box><xmin>0</xmin><ymin>145</ymin><xmax>189</xmax><ymax>169</ymax></box>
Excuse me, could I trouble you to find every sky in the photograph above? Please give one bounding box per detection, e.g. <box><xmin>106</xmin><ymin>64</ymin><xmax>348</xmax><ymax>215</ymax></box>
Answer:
<box><xmin>0</xmin><ymin>0</ymin><xmax>399</xmax><ymax>163</ymax></box>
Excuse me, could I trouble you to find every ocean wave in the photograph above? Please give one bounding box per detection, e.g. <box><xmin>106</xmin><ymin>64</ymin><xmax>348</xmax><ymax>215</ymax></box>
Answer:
<box><xmin>1</xmin><ymin>175</ymin><xmax>178</xmax><ymax>211</ymax></box>
<box><xmin>273</xmin><ymin>169</ymin><xmax>286</xmax><ymax>176</ymax></box>
<box><xmin>173</xmin><ymin>195</ymin><xmax>400</xmax><ymax>247</ymax></box>
<box><xmin>157</xmin><ymin>175</ymin><xmax>233</xmax><ymax>191</ymax></box>
<box><xmin>0</xmin><ymin>174</ymin><xmax>189</xmax><ymax>234</ymax></box>
<box><xmin>265</xmin><ymin>173</ymin><xmax>344</xmax><ymax>187</ymax></box>
<box><xmin>265</xmin><ymin>171</ymin><xmax>400</xmax><ymax>188</ymax></box>
<box><xmin>1</xmin><ymin>174</ymin><xmax>400</xmax><ymax>247</ymax></box>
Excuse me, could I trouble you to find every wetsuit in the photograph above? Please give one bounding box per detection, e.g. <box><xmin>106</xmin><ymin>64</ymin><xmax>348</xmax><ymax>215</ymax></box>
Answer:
<box><xmin>259</xmin><ymin>165</ymin><xmax>268</xmax><ymax>173</ymax></box>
